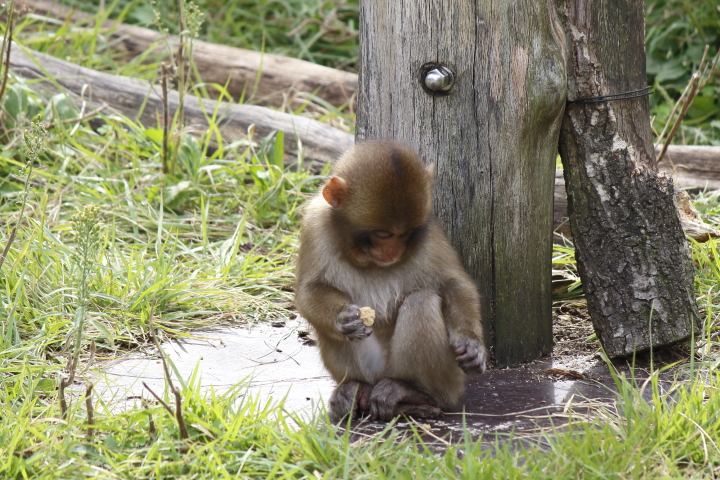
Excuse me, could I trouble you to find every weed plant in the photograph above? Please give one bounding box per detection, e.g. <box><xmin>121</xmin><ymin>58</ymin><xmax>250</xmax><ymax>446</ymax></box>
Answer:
<box><xmin>647</xmin><ymin>0</ymin><xmax>720</xmax><ymax>144</ymax></box>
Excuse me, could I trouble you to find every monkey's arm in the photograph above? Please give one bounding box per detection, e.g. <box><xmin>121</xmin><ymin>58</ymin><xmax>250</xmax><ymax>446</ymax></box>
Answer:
<box><xmin>441</xmin><ymin>277</ymin><xmax>487</xmax><ymax>373</ymax></box>
<box><xmin>294</xmin><ymin>281</ymin><xmax>372</xmax><ymax>342</ymax></box>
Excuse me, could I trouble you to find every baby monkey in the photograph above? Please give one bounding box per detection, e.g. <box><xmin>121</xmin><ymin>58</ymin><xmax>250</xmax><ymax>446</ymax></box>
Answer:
<box><xmin>295</xmin><ymin>140</ymin><xmax>486</xmax><ymax>421</ymax></box>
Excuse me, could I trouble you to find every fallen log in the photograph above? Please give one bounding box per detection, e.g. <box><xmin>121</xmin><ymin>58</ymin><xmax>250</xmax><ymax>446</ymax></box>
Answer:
<box><xmin>554</xmin><ymin>145</ymin><xmax>720</xmax><ymax>241</ymax></box>
<box><xmin>22</xmin><ymin>0</ymin><xmax>358</xmax><ymax>109</ymax></box>
<box><xmin>9</xmin><ymin>45</ymin><xmax>353</xmax><ymax>165</ymax></box>
<box><xmin>675</xmin><ymin>189</ymin><xmax>720</xmax><ymax>243</ymax></box>
<box><xmin>656</xmin><ymin>145</ymin><xmax>720</xmax><ymax>190</ymax></box>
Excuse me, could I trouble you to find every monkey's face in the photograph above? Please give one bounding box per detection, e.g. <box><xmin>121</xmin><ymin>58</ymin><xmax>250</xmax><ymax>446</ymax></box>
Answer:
<box><xmin>321</xmin><ymin>140</ymin><xmax>433</xmax><ymax>268</ymax></box>
<box><xmin>324</xmin><ymin>178</ymin><xmax>428</xmax><ymax>268</ymax></box>
<box><xmin>353</xmin><ymin>227</ymin><xmax>415</xmax><ymax>267</ymax></box>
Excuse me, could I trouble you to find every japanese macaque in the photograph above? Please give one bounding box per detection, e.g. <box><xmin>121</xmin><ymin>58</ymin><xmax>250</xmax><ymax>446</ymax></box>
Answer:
<box><xmin>294</xmin><ymin>140</ymin><xmax>486</xmax><ymax>421</ymax></box>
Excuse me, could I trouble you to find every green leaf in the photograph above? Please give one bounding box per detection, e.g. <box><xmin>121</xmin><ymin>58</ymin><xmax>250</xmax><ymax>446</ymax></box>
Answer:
<box><xmin>36</xmin><ymin>377</ymin><xmax>57</xmax><ymax>392</ymax></box>
<box><xmin>89</xmin><ymin>318</ymin><xmax>115</xmax><ymax>346</ymax></box>
<box><xmin>654</xmin><ymin>60</ymin><xmax>687</xmax><ymax>83</ymax></box>
<box><xmin>48</xmin><ymin>94</ymin><xmax>80</xmax><ymax>120</ymax></box>
<box><xmin>273</xmin><ymin>131</ymin><xmax>285</xmax><ymax>169</ymax></box>
<box><xmin>88</xmin><ymin>293</ymin><xmax>125</xmax><ymax>308</ymax></box>
<box><xmin>129</xmin><ymin>2</ymin><xmax>155</xmax><ymax>25</ymax></box>
<box><xmin>3</xmin><ymin>87</ymin><xmax>24</xmax><ymax>119</ymax></box>
<box><xmin>687</xmin><ymin>95</ymin><xmax>717</xmax><ymax>119</ymax></box>
<box><xmin>144</xmin><ymin>128</ymin><xmax>164</xmax><ymax>146</ymax></box>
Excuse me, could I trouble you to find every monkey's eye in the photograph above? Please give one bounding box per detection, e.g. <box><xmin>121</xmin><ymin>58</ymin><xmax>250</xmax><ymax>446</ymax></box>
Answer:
<box><xmin>373</xmin><ymin>231</ymin><xmax>393</xmax><ymax>239</ymax></box>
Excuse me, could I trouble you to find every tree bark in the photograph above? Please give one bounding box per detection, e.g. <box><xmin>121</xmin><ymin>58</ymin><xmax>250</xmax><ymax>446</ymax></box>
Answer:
<box><xmin>557</xmin><ymin>0</ymin><xmax>699</xmax><ymax>357</ymax></box>
<box><xmin>22</xmin><ymin>0</ymin><xmax>357</xmax><ymax>109</ymax></box>
<box><xmin>357</xmin><ymin>1</ymin><xmax>567</xmax><ymax>365</ymax></box>
<box><xmin>9</xmin><ymin>46</ymin><xmax>352</xmax><ymax>164</ymax></box>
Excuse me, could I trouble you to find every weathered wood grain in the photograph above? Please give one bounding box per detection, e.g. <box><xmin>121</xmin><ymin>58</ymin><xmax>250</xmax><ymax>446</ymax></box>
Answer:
<box><xmin>9</xmin><ymin>45</ymin><xmax>353</xmax><ymax>164</ymax></box>
<box><xmin>357</xmin><ymin>1</ymin><xmax>567</xmax><ymax>365</ymax></box>
<box><xmin>657</xmin><ymin>145</ymin><xmax>720</xmax><ymax>190</ymax></box>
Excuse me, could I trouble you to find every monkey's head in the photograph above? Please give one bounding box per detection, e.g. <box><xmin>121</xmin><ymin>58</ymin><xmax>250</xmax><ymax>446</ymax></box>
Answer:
<box><xmin>322</xmin><ymin>140</ymin><xmax>433</xmax><ymax>268</ymax></box>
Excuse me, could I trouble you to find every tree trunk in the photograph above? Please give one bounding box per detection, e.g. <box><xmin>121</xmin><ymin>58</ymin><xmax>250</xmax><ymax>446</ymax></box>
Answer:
<box><xmin>356</xmin><ymin>1</ymin><xmax>567</xmax><ymax>365</ymax></box>
<box><xmin>557</xmin><ymin>0</ymin><xmax>699</xmax><ymax>357</ymax></box>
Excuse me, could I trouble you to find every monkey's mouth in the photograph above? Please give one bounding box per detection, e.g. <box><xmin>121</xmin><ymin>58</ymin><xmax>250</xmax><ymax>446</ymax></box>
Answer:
<box><xmin>372</xmin><ymin>258</ymin><xmax>401</xmax><ymax>267</ymax></box>
<box><xmin>369</xmin><ymin>246</ymin><xmax>406</xmax><ymax>267</ymax></box>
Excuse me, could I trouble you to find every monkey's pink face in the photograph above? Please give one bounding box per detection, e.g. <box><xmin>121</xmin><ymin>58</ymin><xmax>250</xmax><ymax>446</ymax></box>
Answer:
<box><xmin>366</xmin><ymin>229</ymin><xmax>412</xmax><ymax>266</ymax></box>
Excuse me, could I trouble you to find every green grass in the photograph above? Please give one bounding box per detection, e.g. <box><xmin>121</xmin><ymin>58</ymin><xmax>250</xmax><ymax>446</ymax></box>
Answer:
<box><xmin>46</xmin><ymin>0</ymin><xmax>359</xmax><ymax>72</ymax></box>
<box><xmin>2</xmin><ymin>353</ymin><xmax>720</xmax><ymax>478</ymax></box>
<box><xmin>2</xmin><ymin>1</ymin><xmax>720</xmax><ymax>478</ymax></box>
<box><xmin>0</xmin><ymin>72</ymin><xmax>320</xmax><ymax>360</ymax></box>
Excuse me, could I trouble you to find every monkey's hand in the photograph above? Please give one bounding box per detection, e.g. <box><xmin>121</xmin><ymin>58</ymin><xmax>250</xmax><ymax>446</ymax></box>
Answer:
<box><xmin>450</xmin><ymin>335</ymin><xmax>487</xmax><ymax>373</ymax></box>
<box><xmin>336</xmin><ymin>304</ymin><xmax>373</xmax><ymax>341</ymax></box>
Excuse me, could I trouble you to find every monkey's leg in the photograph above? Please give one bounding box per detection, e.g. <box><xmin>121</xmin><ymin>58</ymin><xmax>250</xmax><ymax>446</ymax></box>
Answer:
<box><xmin>328</xmin><ymin>381</ymin><xmax>373</xmax><ymax>421</ymax></box>
<box><xmin>316</xmin><ymin>334</ymin><xmax>386</xmax><ymax>420</ymax></box>
<box><xmin>371</xmin><ymin>290</ymin><xmax>465</xmax><ymax>420</ymax></box>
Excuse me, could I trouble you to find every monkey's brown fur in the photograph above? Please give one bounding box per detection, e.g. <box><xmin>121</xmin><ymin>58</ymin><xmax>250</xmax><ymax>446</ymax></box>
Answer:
<box><xmin>295</xmin><ymin>140</ymin><xmax>486</xmax><ymax>421</ymax></box>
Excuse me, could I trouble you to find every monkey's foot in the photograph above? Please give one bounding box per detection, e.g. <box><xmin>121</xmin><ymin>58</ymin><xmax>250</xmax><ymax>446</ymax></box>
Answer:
<box><xmin>328</xmin><ymin>381</ymin><xmax>373</xmax><ymax>421</ymax></box>
<box><xmin>369</xmin><ymin>378</ymin><xmax>435</xmax><ymax>421</ymax></box>
<box><xmin>395</xmin><ymin>403</ymin><xmax>443</xmax><ymax>419</ymax></box>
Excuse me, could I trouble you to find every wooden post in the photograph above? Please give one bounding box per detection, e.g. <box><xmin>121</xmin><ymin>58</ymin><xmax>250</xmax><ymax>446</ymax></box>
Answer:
<box><xmin>356</xmin><ymin>1</ymin><xmax>567</xmax><ymax>365</ymax></box>
<box><xmin>557</xmin><ymin>0</ymin><xmax>699</xmax><ymax>356</ymax></box>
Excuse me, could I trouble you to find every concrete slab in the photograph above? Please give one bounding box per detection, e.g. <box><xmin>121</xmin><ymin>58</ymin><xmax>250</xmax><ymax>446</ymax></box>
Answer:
<box><xmin>93</xmin><ymin>320</ymin><xmax>334</xmax><ymax>416</ymax></box>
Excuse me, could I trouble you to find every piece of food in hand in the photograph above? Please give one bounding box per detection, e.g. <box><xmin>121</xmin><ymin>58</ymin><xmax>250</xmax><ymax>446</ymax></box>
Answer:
<box><xmin>359</xmin><ymin>307</ymin><xmax>375</xmax><ymax>326</ymax></box>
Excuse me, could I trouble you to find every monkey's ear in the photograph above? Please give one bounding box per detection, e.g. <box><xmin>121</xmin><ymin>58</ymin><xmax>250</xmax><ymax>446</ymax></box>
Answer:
<box><xmin>322</xmin><ymin>176</ymin><xmax>349</xmax><ymax>208</ymax></box>
<box><xmin>426</xmin><ymin>164</ymin><xmax>435</xmax><ymax>178</ymax></box>
<box><xmin>426</xmin><ymin>164</ymin><xmax>436</xmax><ymax>188</ymax></box>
